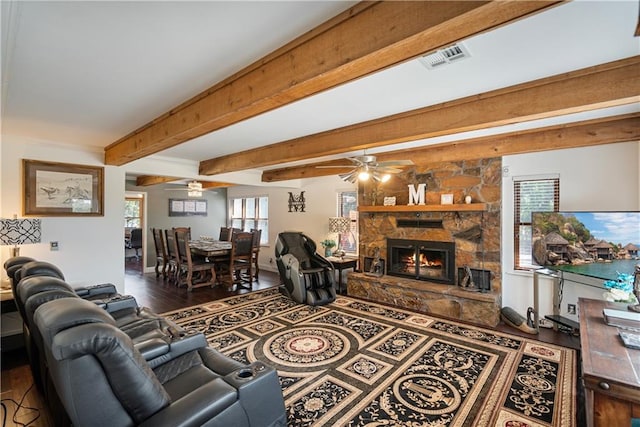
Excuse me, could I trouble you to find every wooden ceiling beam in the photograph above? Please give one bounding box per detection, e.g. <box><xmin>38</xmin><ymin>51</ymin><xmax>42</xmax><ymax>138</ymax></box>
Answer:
<box><xmin>105</xmin><ymin>1</ymin><xmax>562</xmax><ymax>166</ymax></box>
<box><xmin>200</xmin><ymin>181</ymin><xmax>234</xmax><ymax>189</ymax></box>
<box><xmin>135</xmin><ymin>175</ymin><xmax>181</xmax><ymax>186</ymax></box>
<box><xmin>203</xmin><ymin>55</ymin><xmax>640</xmax><ymax>175</ymax></box>
<box><xmin>261</xmin><ymin>113</ymin><xmax>640</xmax><ymax>182</ymax></box>
<box><xmin>135</xmin><ymin>175</ymin><xmax>234</xmax><ymax>188</ymax></box>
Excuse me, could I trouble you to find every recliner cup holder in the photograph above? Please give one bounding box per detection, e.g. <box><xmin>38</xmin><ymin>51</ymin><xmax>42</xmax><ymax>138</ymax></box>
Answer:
<box><xmin>235</xmin><ymin>369</ymin><xmax>254</xmax><ymax>379</ymax></box>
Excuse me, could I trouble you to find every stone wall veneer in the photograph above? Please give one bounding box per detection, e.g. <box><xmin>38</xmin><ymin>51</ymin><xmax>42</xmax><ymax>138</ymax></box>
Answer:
<box><xmin>351</xmin><ymin>158</ymin><xmax>502</xmax><ymax>327</ymax></box>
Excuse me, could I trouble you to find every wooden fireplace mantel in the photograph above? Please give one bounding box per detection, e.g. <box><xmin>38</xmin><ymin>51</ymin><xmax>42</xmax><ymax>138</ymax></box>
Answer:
<box><xmin>358</xmin><ymin>203</ymin><xmax>487</xmax><ymax>213</ymax></box>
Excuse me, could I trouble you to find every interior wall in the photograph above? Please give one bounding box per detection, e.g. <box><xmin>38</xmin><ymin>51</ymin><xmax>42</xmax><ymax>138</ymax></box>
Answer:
<box><xmin>227</xmin><ymin>176</ymin><xmax>356</xmax><ymax>272</ymax></box>
<box><xmin>501</xmin><ymin>141</ymin><xmax>640</xmax><ymax>320</ymax></box>
<box><xmin>1</xmin><ymin>136</ymin><xmax>126</xmax><ymax>292</ymax></box>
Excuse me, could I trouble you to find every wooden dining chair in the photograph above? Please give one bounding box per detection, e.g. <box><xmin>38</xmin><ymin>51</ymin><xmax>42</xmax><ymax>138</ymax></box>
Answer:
<box><xmin>249</xmin><ymin>229</ymin><xmax>262</xmax><ymax>281</ymax></box>
<box><xmin>173</xmin><ymin>227</ymin><xmax>191</xmax><ymax>240</ymax></box>
<box><xmin>219</xmin><ymin>227</ymin><xmax>242</xmax><ymax>242</ymax></box>
<box><xmin>164</xmin><ymin>229</ymin><xmax>181</xmax><ymax>285</ymax></box>
<box><xmin>174</xmin><ymin>229</ymin><xmax>216</xmax><ymax>291</ymax></box>
<box><xmin>151</xmin><ymin>228</ymin><xmax>168</xmax><ymax>279</ymax></box>
<box><xmin>219</xmin><ymin>231</ymin><xmax>254</xmax><ymax>290</ymax></box>
<box><xmin>219</xmin><ymin>227</ymin><xmax>232</xmax><ymax>241</ymax></box>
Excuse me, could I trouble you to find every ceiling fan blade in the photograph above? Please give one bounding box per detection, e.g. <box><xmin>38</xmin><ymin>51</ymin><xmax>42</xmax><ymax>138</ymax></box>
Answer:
<box><xmin>315</xmin><ymin>165</ymin><xmax>355</xmax><ymax>169</ymax></box>
<box><xmin>339</xmin><ymin>170</ymin><xmax>357</xmax><ymax>183</ymax></box>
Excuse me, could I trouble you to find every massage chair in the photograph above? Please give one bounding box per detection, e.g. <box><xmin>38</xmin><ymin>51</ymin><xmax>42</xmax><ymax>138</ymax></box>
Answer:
<box><xmin>275</xmin><ymin>231</ymin><xmax>336</xmax><ymax>306</ymax></box>
<box><xmin>34</xmin><ymin>297</ymin><xmax>286</xmax><ymax>427</ymax></box>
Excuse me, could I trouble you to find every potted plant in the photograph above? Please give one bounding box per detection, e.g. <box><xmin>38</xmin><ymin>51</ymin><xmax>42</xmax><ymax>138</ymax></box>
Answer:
<box><xmin>320</xmin><ymin>239</ymin><xmax>336</xmax><ymax>257</ymax></box>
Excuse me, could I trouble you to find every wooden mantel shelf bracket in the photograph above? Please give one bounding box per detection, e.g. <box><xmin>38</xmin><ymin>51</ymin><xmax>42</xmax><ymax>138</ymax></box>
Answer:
<box><xmin>358</xmin><ymin>203</ymin><xmax>487</xmax><ymax>213</ymax></box>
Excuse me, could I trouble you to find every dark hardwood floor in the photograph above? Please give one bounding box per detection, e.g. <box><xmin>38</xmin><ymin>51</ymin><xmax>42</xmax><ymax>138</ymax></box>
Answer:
<box><xmin>123</xmin><ymin>257</ymin><xmax>281</xmax><ymax>313</ymax></box>
<box><xmin>1</xmin><ymin>257</ymin><xmax>582</xmax><ymax>426</ymax></box>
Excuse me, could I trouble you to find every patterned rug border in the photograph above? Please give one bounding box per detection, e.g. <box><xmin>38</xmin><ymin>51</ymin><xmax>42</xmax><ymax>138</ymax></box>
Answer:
<box><xmin>162</xmin><ymin>288</ymin><xmax>577</xmax><ymax>427</ymax></box>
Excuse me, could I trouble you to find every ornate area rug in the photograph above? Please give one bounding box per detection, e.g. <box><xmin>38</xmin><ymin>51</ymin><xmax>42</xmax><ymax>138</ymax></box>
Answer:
<box><xmin>163</xmin><ymin>288</ymin><xmax>576</xmax><ymax>426</ymax></box>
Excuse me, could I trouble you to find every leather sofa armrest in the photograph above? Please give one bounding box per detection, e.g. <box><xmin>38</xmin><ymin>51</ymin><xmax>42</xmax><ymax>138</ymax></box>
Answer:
<box><xmin>73</xmin><ymin>283</ymin><xmax>117</xmax><ymax>297</ymax></box>
<box><xmin>224</xmin><ymin>362</ymin><xmax>286</xmax><ymax>426</ymax></box>
<box><xmin>138</xmin><ymin>379</ymin><xmax>239</xmax><ymax>427</ymax></box>
<box><xmin>103</xmin><ymin>295</ymin><xmax>138</xmax><ymax>313</ymax></box>
<box><xmin>135</xmin><ymin>338</ymin><xmax>170</xmax><ymax>361</ymax></box>
<box><xmin>146</xmin><ymin>333</ymin><xmax>208</xmax><ymax>369</ymax></box>
<box><xmin>199</xmin><ymin>347</ymin><xmax>245</xmax><ymax>376</ymax></box>
<box><xmin>92</xmin><ymin>295</ymin><xmax>138</xmax><ymax>313</ymax></box>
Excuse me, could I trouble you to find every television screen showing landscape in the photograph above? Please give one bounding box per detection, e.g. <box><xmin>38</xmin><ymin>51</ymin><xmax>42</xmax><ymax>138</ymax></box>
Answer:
<box><xmin>531</xmin><ymin>211</ymin><xmax>640</xmax><ymax>280</ymax></box>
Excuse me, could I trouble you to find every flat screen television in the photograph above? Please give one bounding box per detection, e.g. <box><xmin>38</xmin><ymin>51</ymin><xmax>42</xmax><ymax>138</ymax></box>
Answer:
<box><xmin>531</xmin><ymin>211</ymin><xmax>640</xmax><ymax>281</ymax></box>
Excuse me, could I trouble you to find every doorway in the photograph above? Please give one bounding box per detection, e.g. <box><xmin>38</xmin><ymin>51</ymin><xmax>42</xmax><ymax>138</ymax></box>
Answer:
<box><xmin>125</xmin><ymin>193</ymin><xmax>145</xmax><ymax>274</ymax></box>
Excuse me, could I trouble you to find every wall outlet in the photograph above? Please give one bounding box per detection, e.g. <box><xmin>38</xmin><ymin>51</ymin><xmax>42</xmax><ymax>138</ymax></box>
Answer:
<box><xmin>567</xmin><ymin>303</ymin><xmax>576</xmax><ymax>315</ymax></box>
<box><xmin>50</xmin><ymin>241</ymin><xmax>59</xmax><ymax>251</ymax></box>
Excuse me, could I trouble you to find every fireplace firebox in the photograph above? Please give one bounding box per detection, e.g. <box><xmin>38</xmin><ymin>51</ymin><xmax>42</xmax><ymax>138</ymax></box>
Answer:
<box><xmin>387</xmin><ymin>239</ymin><xmax>455</xmax><ymax>284</ymax></box>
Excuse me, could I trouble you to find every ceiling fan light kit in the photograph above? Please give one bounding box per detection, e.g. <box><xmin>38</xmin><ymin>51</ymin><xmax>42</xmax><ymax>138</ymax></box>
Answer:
<box><xmin>332</xmin><ymin>153</ymin><xmax>414</xmax><ymax>184</ymax></box>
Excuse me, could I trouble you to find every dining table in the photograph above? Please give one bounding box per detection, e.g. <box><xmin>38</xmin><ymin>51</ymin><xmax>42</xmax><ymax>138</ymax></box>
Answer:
<box><xmin>189</xmin><ymin>239</ymin><xmax>232</xmax><ymax>257</ymax></box>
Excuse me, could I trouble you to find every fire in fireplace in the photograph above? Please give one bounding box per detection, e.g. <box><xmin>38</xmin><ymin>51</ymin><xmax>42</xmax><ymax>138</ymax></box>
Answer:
<box><xmin>387</xmin><ymin>239</ymin><xmax>455</xmax><ymax>284</ymax></box>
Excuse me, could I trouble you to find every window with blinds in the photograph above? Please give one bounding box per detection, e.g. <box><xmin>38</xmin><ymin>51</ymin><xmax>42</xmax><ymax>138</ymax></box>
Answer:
<box><xmin>229</xmin><ymin>196</ymin><xmax>268</xmax><ymax>245</ymax></box>
<box><xmin>338</xmin><ymin>191</ymin><xmax>358</xmax><ymax>254</ymax></box>
<box><xmin>514</xmin><ymin>178</ymin><xmax>559</xmax><ymax>269</ymax></box>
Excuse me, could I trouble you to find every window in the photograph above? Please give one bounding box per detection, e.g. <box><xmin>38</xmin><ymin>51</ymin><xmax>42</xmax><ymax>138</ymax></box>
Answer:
<box><xmin>514</xmin><ymin>177</ymin><xmax>559</xmax><ymax>270</ymax></box>
<box><xmin>230</xmin><ymin>196</ymin><xmax>268</xmax><ymax>245</ymax></box>
<box><xmin>338</xmin><ymin>191</ymin><xmax>358</xmax><ymax>254</ymax></box>
<box><xmin>124</xmin><ymin>197</ymin><xmax>142</xmax><ymax>228</ymax></box>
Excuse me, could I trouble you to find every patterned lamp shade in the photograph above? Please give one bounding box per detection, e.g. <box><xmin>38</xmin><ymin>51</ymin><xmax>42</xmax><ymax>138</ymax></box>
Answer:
<box><xmin>0</xmin><ymin>218</ymin><xmax>42</xmax><ymax>257</ymax></box>
<box><xmin>328</xmin><ymin>217</ymin><xmax>350</xmax><ymax>233</ymax></box>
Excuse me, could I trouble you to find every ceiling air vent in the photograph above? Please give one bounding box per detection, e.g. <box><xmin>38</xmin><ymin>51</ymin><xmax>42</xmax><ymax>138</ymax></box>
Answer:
<box><xmin>418</xmin><ymin>43</ymin><xmax>470</xmax><ymax>70</ymax></box>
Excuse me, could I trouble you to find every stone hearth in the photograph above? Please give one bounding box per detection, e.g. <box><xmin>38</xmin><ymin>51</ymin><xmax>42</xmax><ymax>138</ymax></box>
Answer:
<box><xmin>348</xmin><ymin>273</ymin><xmax>501</xmax><ymax>327</ymax></box>
<box><xmin>354</xmin><ymin>158</ymin><xmax>502</xmax><ymax>326</ymax></box>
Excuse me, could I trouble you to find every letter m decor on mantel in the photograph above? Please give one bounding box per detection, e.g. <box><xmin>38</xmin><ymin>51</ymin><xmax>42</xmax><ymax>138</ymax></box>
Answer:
<box><xmin>353</xmin><ymin>157</ymin><xmax>502</xmax><ymax>327</ymax></box>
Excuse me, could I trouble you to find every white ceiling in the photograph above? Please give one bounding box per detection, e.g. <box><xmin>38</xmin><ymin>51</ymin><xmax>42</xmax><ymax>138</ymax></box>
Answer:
<box><xmin>2</xmin><ymin>0</ymin><xmax>639</xmax><ymax>183</ymax></box>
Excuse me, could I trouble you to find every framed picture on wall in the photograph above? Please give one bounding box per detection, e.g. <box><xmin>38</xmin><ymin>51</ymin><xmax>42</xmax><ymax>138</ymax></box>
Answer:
<box><xmin>23</xmin><ymin>159</ymin><xmax>104</xmax><ymax>216</ymax></box>
<box><xmin>169</xmin><ymin>198</ymin><xmax>207</xmax><ymax>216</ymax></box>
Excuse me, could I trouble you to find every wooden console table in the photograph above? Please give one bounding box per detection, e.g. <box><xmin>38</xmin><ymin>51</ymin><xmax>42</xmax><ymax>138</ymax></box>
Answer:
<box><xmin>579</xmin><ymin>298</ymin><xmax>640</xmax><ymax>426</ymax></box>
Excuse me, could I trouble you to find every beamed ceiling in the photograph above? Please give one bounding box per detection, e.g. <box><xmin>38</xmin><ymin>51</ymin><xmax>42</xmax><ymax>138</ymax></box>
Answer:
<box><xmin>2</xmin><ymin>1</ymin><xmax>639</xmax><ymax>187</ymax></box>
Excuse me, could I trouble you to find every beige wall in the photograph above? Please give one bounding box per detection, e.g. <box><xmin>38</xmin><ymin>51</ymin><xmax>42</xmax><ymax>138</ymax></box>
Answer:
<box><xmin>501</xmin><ymin>141</ymin><xmax>640</xmax><ymax>319</ymax></box>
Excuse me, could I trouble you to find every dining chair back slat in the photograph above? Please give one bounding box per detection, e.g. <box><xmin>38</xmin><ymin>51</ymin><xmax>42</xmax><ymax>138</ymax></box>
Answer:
<box><xmin>164</xmin><ymin>229</ymin><xmax>180</xmax><ymax>285</ymax></box>
<box><xmin>151</xmin><ymin>228</ymin><xmax>168</xmax><ymax>279</ymax></box>
<box><xmin>250</xmin><ymin>229</ymin><xmax>262</xmax><ymax>281</ymax></box>
<box><xmin>219</xmin><ymin>227</ymin><xmax>242</xmax><ymax>242</ymax></box>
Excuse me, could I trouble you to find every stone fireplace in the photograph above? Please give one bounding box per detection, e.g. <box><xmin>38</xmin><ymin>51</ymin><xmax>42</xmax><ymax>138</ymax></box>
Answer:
<box><xmin>348</xmin><ymin>158</ymin><xmax>502</xmax><ymax>327</ymax></box>
<box><xmin>387</xmin><ymin>238</ymin><xmax>455</xmax><ymax>284</ymax></box>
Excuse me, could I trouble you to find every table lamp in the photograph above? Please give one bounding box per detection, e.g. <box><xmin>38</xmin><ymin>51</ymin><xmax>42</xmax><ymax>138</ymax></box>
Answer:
<box><xmin>0</xmin><ymin>216</ymin><xmax>42</xmax><ymax>257</ymax></box>
<box><xmin>328</xmin><ymin>217</ymin><xmax>351</xmax><ymax>257</ymax></box>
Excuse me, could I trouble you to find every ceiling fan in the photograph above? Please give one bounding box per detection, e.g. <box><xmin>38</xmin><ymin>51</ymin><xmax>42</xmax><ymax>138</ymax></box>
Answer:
<box><xmin>165</xmin><ymin>181</ymin><xmax>215</xmax><ymax>197</ymax></box>
<box><xmin>318</xmin><ymin>154</ymin><xmax>414</xmax><ymax>183</ymax></box>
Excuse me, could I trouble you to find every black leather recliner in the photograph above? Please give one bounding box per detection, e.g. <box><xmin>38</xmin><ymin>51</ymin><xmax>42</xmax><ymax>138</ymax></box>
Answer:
<box><xmin>275</xmin><ymin>231</ymin><xmax>336</xmax><ymax>306</ymax></box>
<box><xmin>20</xmin><ymin>275</ymin><xmax>223</xmax><ymax>426</ymax></box>
<box><xmin>34</xmin><ymin>298</ymin><xmax>286</xmax><ymax>427</ymax></box>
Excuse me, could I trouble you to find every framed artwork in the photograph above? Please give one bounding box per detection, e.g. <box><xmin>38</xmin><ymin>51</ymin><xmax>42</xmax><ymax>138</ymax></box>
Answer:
<box><xmin>23</xmin><ymin>159</ymin><xmax>104</xmax><ymax>216</ymax></box>
<box><xmin>440</xmin><ymin>193</ymin><xmax>454</xmax><ymax>205</ymax></box>
<box><xmin>169</xmin><ymin>198</ymin><xmax>208</xmax><ymax>216</ymax></box>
